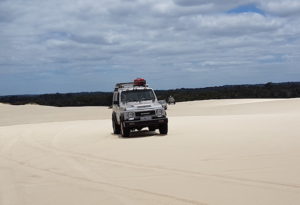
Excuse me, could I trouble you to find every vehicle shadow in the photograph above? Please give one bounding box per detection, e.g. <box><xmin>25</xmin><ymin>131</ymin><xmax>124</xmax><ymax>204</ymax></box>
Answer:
<box><xmin>119</xmin><ymin>130</ymin><xmax>164</xmax><ymax>139</ymax></box>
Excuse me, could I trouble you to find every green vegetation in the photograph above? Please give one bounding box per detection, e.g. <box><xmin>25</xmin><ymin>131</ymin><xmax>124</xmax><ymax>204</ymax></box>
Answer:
<box><xmin>156</xmin><ymin>82</ymin><xmax>300</xmax><ymax>102</ymax></box>
<box><xmin>0</xmin><ymin>82</ymin><xmax>299</xmax><ymax>107</ymax></box>
<box><xmin>0</xmin><ymin>92</ymin><xmax>112</xmax><ymax>107</ymax></box>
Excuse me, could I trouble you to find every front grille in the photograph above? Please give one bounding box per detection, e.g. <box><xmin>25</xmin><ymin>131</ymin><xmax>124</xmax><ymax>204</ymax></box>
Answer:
<box><xmin>135</xmin><ymin>110</ymin><xmax>155</xmax><ymax>116</ymax></box>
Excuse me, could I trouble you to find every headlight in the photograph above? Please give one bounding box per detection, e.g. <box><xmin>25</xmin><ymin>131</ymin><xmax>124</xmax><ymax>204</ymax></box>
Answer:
<box><xmin>127</xmin><ymin>112</ymin><xmax>135</xmax><ymax>119</ymax></box>
<box><xmin>156</xmin><ymin>109</ymin><xmax>163</xmax><ymax>116</ymax></box>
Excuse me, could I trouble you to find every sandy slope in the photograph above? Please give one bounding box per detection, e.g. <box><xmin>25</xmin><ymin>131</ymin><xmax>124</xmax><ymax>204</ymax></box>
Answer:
<box><xmin>0</xmin><ymin>99</ymin><xmax>300</xmax><ymax>205</ymax></box>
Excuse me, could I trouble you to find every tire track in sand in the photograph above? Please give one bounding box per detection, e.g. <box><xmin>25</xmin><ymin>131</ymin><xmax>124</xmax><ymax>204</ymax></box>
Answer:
<box><xmin>0</xmin><ymin>154</ymin><xmax>205</xmax><ymax>205</ymax></box>
<box><xmin>28</xmin><ymin>124</ymin><xmax>300</xmax><ymax>192</ymax></box>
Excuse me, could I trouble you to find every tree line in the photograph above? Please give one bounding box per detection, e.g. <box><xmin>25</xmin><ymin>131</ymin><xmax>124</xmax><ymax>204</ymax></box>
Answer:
<box><xmin>0</xmin><ymin>82</ymin><xmax>299</xmax><ymax>107</ymax></box>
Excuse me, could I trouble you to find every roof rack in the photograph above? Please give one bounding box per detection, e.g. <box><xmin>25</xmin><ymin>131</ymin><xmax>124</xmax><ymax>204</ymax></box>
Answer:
<box><xmin>114</xmin><ymin>78</ymin><xmax>148</xmax><ymax>91</ymax></box>
<box><xmin>114</xmin><ymin>82</ymin><xmax>134</xmax><ymax>91</ymax></box>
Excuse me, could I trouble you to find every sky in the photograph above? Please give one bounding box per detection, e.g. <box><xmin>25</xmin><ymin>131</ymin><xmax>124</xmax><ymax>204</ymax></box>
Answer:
<box><xmin>0</xmin><ymin>0</ymin><xmax>300</xmax><ymax>95</ymax></box>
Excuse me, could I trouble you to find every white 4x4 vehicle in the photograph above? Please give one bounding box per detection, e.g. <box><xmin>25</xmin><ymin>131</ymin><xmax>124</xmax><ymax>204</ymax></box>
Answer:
<box><xmin>112</xmin><ymin>78</ymin><xmax>168</xmax><ymax>137</ymax></box>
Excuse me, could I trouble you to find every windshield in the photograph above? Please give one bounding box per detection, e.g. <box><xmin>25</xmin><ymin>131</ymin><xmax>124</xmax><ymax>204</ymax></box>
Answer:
<box><xmin>121</xmin><ymin>89</ymin><xmax>156</xmax><ymax>103</ymax></box>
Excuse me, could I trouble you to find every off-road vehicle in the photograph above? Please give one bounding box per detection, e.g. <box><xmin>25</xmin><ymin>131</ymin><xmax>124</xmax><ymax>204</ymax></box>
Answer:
<box><xmin>112</xmin><ymin>78</ymin><xmax>168</xmax><ymax>137</ymax></box>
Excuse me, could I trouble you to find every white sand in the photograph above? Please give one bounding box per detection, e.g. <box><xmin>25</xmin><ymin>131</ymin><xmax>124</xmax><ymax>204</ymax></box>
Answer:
<box><xmin>0</xmin><ymin>99</ymin><xmax>300</xmax><ymax>205</ymax></box>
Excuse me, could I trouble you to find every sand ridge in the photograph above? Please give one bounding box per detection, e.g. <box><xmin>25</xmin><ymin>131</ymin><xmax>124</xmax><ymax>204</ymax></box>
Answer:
<box><xmin>0</xmin><ymin>99</ymin><xmax>300</xmax><ymax>205</ymax></box>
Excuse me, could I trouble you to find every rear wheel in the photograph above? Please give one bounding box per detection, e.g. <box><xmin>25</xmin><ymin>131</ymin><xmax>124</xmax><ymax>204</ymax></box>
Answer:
<box><xmin>121</xmin><ymin>122</ymin><xmax>130</xmax><ymax>137</ymax></box>
<box><xmin>159</xmin><ymin>123</ymin><xmax>168</xmax><ymax>135</ymax></box>
<box><xmin>112</xmin><ymin>118</ymin><xmax>120</xmax><ymax>134</ymax></box>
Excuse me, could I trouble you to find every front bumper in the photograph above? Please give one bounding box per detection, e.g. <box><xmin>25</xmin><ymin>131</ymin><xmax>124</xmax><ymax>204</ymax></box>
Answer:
<box><xmin>123</xmin><ymin>117</ymin><xmax>168</xmax><ymax>128</ymax></box>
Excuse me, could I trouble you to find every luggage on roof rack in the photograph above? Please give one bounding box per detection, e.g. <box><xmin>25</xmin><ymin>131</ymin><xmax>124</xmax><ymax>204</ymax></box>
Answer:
<box><xmin>134</xmin><ymin>78</ymin><xmax>146</xmax><ymax>86</ymax></box>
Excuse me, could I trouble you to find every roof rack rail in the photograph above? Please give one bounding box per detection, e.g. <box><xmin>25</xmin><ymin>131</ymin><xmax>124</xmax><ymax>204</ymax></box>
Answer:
<box><xmin>114</xmin><ymin>78</ymin><xmax>148</xmax><ymax>91</ymax></box>
<box><xmin>114</xmin><ymin>82</ymin><xmax>134</xmax><ymax>91</ymax></box>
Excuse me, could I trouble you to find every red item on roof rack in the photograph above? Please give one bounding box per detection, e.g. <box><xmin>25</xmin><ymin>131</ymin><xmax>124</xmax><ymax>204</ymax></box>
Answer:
<box><xmin>134</xmin><ymin>78</ymin><xmax>146</xmax><ymax>86</ymax></box>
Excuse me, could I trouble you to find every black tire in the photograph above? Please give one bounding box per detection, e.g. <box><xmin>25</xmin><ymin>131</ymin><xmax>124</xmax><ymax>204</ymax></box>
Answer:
<box><xmin>121</xmin><ymin>122</ymin><xmax>130</xmax><ymax>137</ymax></box>
<box><xmin>112</xmin><ymin>118</ymin><xmax>121</xmax><ymax>134</ymax></box>
<box><xmin>159</xmin><ymin>123</ymin><xmax>168</xmax><ymax>135</ymax></box>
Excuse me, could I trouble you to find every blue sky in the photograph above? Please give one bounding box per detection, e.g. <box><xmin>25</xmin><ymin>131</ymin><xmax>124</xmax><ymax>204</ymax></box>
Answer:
<box><xmin>228</xmin><ymin>4</ymin><xmax>265</xmax><ymax>15</ymax></box>
<box><xmin>0</xmin><ymin>0</ymin><xmax>300</xmax><ymax>95</ymax></box>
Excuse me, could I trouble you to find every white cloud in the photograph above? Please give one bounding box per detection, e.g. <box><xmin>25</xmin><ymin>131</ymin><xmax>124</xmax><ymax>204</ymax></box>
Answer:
<box><xmin>259</xmin><ymin>0</ymin><xmax>300</xmax><ymax>16</ymax></box>
<box><xmin>0</xmin><ymin>0</ymin><xmax>299</xmax><ymax>94</ymax></box>
<box><xmin>177</xmin><ymin>13</ymin><xmax>284</xmax><ymax>36</ymax></box>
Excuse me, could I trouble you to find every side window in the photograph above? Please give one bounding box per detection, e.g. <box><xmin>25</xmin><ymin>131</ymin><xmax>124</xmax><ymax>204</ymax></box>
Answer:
<box><xmin>113</xmin><ymin>93</ymin><xmax>117</xmax><ymax>102</ymax></box>
<box><xmin>113</xmin><ymin>92</ymin><xmax>119</xmax><ymax>105</ymax></box>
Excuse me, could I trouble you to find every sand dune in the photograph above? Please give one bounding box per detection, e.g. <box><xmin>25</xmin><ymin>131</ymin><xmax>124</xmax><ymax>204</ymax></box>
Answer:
<box><xmin>0</xmin><ymin>99</ymin><xmax>300</xmax><ymax>205</ymax></box>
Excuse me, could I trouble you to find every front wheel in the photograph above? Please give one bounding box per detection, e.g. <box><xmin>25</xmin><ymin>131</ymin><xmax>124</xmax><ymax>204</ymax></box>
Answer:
<box><xmin>121</xmin><ymin>122</ymin><xmax>130</xmax><ymax>137</ymax></box>
<box><xmin>159</xmin><ymin>123</ymin><xmax>168</xmax><ymax>135</ymax></box>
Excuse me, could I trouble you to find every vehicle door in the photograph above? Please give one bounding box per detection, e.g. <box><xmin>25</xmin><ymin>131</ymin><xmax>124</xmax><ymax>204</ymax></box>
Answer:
<box><xmin>112</xmin><ymin>92</ymin><xmax>121</xmax><ymax>123</ymax></box>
